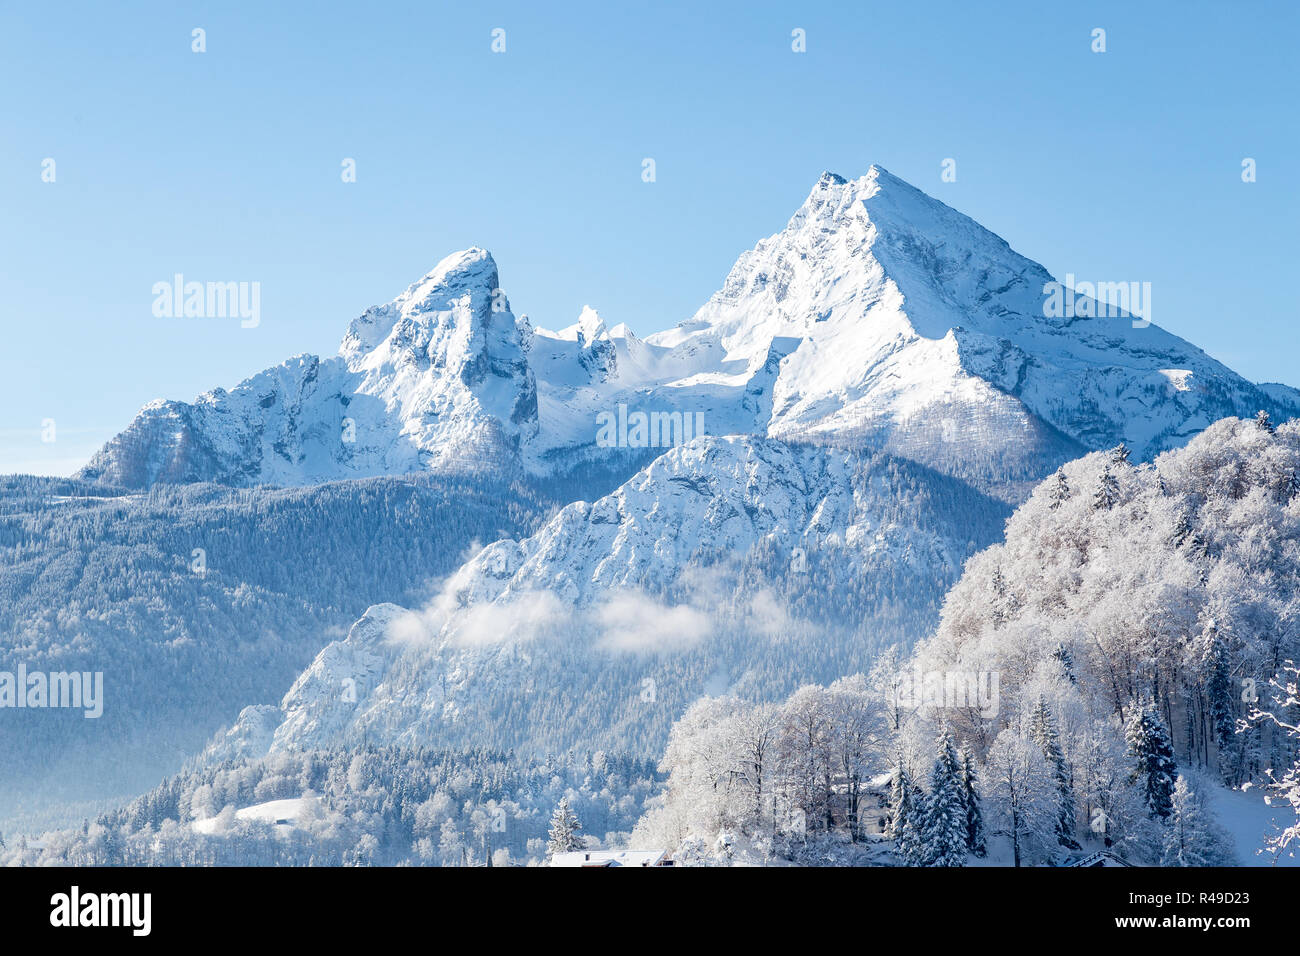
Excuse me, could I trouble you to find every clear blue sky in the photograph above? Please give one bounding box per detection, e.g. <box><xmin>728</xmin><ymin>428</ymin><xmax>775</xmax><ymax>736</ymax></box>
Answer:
<box><xmin>3</xmin><ymin>0</ymin><xmax>1297</xmax><ymax>475</ymax></box>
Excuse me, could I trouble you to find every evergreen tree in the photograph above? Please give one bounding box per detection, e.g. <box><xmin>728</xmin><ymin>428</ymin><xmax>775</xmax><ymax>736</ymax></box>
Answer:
<box><xmin>1161</xmin><ymin>776</ymin><xmax>1230</xmax><ymax>866</ymax></box>
<box><xmin>1202</xmin><ymin>620</ymin><xmax>1236</xmax><ymax>762</ymax></box>
<box><xmin>1125</xmin><ymin>699</ymin><xmax>1178</xmax><ymax>820</ymax></box>
<box><xmin>545</xmin><ymin>797</ymin><xmax>586</xmax><ymax>860</ymax></box>
<box><xmin>888</xmin><ymin>762</ymin><xmax>926</xmax><ymax>865</ymax></box>
<box><xmin>1028</xmin><ymin>697</ymin><xmax>1079</xmax><ymax>849</ymax></box>
<box><xmin>1048</xmin><ymin>469</ymin><xmax>1071</xmax><ymax>510</ymax></box>
<box><xmin>990</xmin><ymin>567</ymin><xmax>1006</xmax><ymax>612</ymax></box>
<box><xmin>1051</xmin><ymin>643</ymin><xmax>1078</xmax><ymax>686</ymax></box>
<box><xmin>1093</xmin><ymin>468</ymin><xmax>1120</xmax><ymax>511</ymax></box>
<box><xmin>958</xmin><ymin>745</ymin><xmax>986</xmax><ymax>857</ymax></box>
<box><xmin>1255</xmin><ymin>409</ymin><xmax>1275</xmax><ymax>434</ymax></box>
<box><xmin>1110</xmin><ymin>443</ymin><xmax>1131</xmax><ymax>465</ymax></box>
<box><xmin>921</xmin><ymin>729</ymin><xmax>968</xmax><ymax>867</ymax></box>
<box><xmin>990</xmin><ymin>568</ymin><xmax>1018</xmax><ymax>628</ymax></box>
<box><xmin>1278</xmin><ymin>469</ymin><xmax>1300</xmax><ymax>504</ymax></box>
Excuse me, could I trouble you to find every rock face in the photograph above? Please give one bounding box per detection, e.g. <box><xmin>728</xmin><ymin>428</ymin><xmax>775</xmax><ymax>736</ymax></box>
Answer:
<box><xmin>81</xmin><ymin>167</ymin><xmax>1299</xmax><ymax>493</ymax></box>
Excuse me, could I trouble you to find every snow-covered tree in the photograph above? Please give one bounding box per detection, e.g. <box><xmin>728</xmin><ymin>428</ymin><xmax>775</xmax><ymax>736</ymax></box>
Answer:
<box><xmin>990</xmin><ymin>567</ymin><xmax>1019</xmax><ymax>628</ymax></box>
<box><xmin>958</xmin><ymin>745</ymin><xmax>986</xmax><ymax>857</ymax></box>
<box><xmin>1160</xmin><ymin>775</ymin><xmax>1235</xmax><ymax>866</ymax></box>
<box><xmin>777</xmin><ymin>685</ymin><xmax>836</xmax><ymax>834</ymax></box>
<box><xmin>920</xmin><ymin>728</ymin><xmax>967</xmax><ymax>867</ymax></box>
<box><xmin>1255</xmin><ymin>409</ymin><xmax>1275</xmax><ymax>434</ymax></box>
<box><xmin>1029</xmin><ymin>696</ymin><xmax>1079</xmax><ymax>849</ymax></box>
<box><xmin>827</xmin><ymin>674</ymin><xmax>885</xmax><ymax>841</ymax></box>
<box><xmin>546</xmin><ymin>797</ymin><xmax>586</xmax><ymax>860</ymax></box>
<box><xmin>1246</xmin><ymin>662</ymin><xmax>1300</xmax><ymax>859</ymax></box>
<box><xmin>889</xmin><ymin>761</ymin><xmax>926</xmax><ymax>865</ymax></box>
<box><xmin>985</xmin><ymin>729</ymin><xmax>1055</xmax><ymax>867</ymax></box>
<box><xmin>1126</xmin><ymin>699</ymin><xmax>1177</xmax><ymax>820</ymax></box>
<box><xmin>1093</xmin><ymin>467</ymin><xmax>1120</xmax><ymax>511</ymax></box>
<box><xmin>869</xmin><ymin>645</ymin><xmax>910</xmax><ymax>734</ymax></box>
<box><xmin>730</xmin><ymin>701</ymin><xmax>783</xmax><ymax>836</ymax></box>
<box><xmin>1048</xmin><ymin>468</ymin><xmax>1070</xmax><ymax>510</ymax></box>
<box><xmin>1051</xmin><ymin>643</ymin><xmax>1077</xmax><ymax>685</ymax></box>
<box><xmin>1278</xmin><ymin>469</ymin><xmax>1300</xmax><ymax>504</ymax></box>
<box><xmin>1200</xmin><ymin>619</ymin><xmax>1237</xmax><ymax>776</ymax></box>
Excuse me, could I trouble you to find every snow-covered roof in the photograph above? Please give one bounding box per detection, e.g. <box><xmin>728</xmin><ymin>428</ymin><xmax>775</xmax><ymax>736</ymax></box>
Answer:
<box><xmin>551</xmin><ymin>849</ymin><xmax>670</xmax><ymax>867</ymax></box>
<box><xmin>1063</xmin><ymin>851</ymin><xmax>1132</xmax><ymax>867</ymax></box>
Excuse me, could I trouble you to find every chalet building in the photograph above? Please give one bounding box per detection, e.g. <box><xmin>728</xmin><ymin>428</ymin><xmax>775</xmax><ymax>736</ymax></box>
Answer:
<box><xmin>824</xmin><ymin>772</ymin><xmax>894</xmax><ymax>836</ymax></box>
<box><xmin>550</xmin><ymin>849</ymin><xmax>673</xmax><ymax>867</ymax></box>
<box><xmin>1060</xmin><ymin>850</ymin><xmax>1133</xmax><ymax>867</ymax></box>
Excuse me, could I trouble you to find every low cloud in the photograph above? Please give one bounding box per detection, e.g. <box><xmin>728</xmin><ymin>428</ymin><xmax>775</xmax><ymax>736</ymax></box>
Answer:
<box><xmin>450</xmin><ymin>590</ymin><xmax>569</xmax><ymax>647</ymax></box>
<box><xmin>594</xmin><ymin>590</ymin><xmax>713</xmax><ymax>653</ymax></box>
<box><xmin>381</xmin><ymin>558</ymin><xmax>805</xmax><ymax>657</ymax></box>
<box><xmin>383</xmin><ymin>587</ymin><xmax>568</xmax><ymax>649</ymax></box>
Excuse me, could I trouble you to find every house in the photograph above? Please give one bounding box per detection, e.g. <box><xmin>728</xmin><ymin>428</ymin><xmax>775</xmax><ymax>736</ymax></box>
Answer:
<box><xmin>1061</xmin><ymin>850</ymin><xmax>1133</xmax><ymax>867</ymax></box>
<box><xmin>859</xmin><ymin>771</ymin><xmax>894</xmax><ymax>835</ymax></box>
<box><xmin>550</xmin><ymin>849</ymin><xmax>673</xmax><ymax>867</ymax></box>
<box><xmin>825</xmin><ymin>772</ymin><xmax>894</xmax><ymax>836</ymax></box>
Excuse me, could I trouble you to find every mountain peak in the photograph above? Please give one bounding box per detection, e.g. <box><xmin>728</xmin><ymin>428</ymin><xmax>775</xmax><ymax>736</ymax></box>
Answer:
<box><xmin>574</xmin><ymin>305</ymin><xmax>608</xmax><ymax>346</ymax></box>
<box><xmin>339</xmin><ymin>247</ymin><xmax>501</xmax><ymax>364</ymax></box>
<box><xmin>78</xmin><ymin>168</ymin><xmax>1300</xmax><ymax>493</ymax></box>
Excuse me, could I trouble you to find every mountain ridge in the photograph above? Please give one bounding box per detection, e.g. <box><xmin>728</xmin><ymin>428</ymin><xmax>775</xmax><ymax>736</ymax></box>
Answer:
<box><xmin>78</xmin><ymin>166</ymin><xmax>1300</xmax><ymax>495</ymax></box>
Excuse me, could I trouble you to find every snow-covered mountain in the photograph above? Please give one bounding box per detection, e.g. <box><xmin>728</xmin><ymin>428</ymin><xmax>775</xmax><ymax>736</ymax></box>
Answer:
<box><xmin>205</xmin><ymin>435</ymin><xmax>1009</xmax><ymax>761</ymax></box>
<box><xmin>80</xmin><ymin>167</ymin><xmax>1299</xmax><ymax>493</ymax></box>
<box><xmin>80</xmin><ymin>249</ymin><xmax>539</xmax><ymax>487</ymax></box>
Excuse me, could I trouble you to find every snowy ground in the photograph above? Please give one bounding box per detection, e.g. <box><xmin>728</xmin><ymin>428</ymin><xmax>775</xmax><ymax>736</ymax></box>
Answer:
<box><xmin>1206</xmin><ymin>785</ymin><xmax>1297</xmax><ymax>867</ymax></box>
<box><xmin>936</xmin><ymin>783</ymin><xmax>1297</xmax><ymax>868</ymax></box>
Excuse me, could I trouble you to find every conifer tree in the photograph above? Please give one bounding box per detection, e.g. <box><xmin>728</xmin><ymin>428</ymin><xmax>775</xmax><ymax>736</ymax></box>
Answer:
<box><xmin>1161</xmin><ymin>776</ymin><xmax>1230</xmax><ymax>866</ymax></box>
<box><xmin>1110</xmin><ymin>443</ymin><xmax>1131</xmax><ymax>465</ymax></box>
<box><xmin>889</xmin><ymin>762</ymin><xmax>926</xmax><ymax>865</ymax></box>
<box><xmin>1255</xmin><ymin>409</ymin><xmax>1275</xmax><ymax>434</ymax></box>
<box><xmin>1202</xmin><ymin>621</ymin><xmax>1236</xmax><ymax>762</ymax></box>
<box><xmin>1029</xmin><ymin>697</ymin><xmax>1079</xmax><ymax>849</ymax></box>
<box><xmin>958</xmin><ymin>745</ymin><xmax>986</xmax><ymax>857</ymax></box>
<box><xmin>1278</xmin><ymin>470</ymin><xmax>1300</xmax><ymax>504</ymax></box>
<box><xmin>1051</xmin><ymin>643</ymin><xmax>1078</xmax><ymax>686</ymax></box>
<box><xmin>1125</xmin><ymin>699</ymin><xmax>1178</xmax><ymax>820</ymax></box>
<box><xmin>921</xmin><ymin>729</ymin><xmax>968</xmax><ymax>867</ymax></box>
<box><xmin>1048</xmin><ymin>469</ymin><xmax>1070</xmax><ymax>509</ymax></box>
<box><xmin>990</xmin><ymin>567</ymin><xmax>1018</xmax><ymax>628</ymax></box>
<box><xmin>886</xmin><ymin>760</ymin><xmax>910</xmax><ymax>842</ymax></box>
<box><xmin>545</xmin><ymin>797</ymin><xmax>586</xmax><ymax>860</ymax></box>
<box><xmin>1093</xmin><ymin>467</ymin><xmax>1120</xmax><ymax>511</ymax></box>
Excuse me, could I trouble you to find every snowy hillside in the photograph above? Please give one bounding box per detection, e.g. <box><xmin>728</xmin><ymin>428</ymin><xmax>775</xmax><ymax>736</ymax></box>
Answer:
<box><xmin>901</xmin><ymin>415</ymin><xmax>1300</xmax><ymax>864</ymax></box>
<box><xmin>78</xmin><ymin>168</ymin><xmax>1299</xmax><ymax>495</ymax></box>
<box><xmin>625</xmin><ymin>417</ymin><xmax>1300</xmax><ymax>868</ymax></box>
<box><xmin>0</xmin><ymin>472</ymin><xmax>552</xmax><ymax>822</ymax></box>
<box><xmin>202</xmin><ymin>435</ymin><xmax>1008</xmax><ymax>762</ymax></box>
